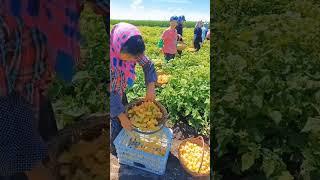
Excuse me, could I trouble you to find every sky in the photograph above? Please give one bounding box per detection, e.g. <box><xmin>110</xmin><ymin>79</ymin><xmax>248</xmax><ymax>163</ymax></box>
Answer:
<box><xmin>111</xmin><ymin>0</ymin><xmax>210</xmax><ymax>21</ymax></box>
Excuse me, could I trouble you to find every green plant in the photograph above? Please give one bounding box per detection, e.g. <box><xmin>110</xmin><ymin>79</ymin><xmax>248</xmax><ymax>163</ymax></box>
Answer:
<box><xmin>110</xmin><ymin>19</ymin><xmax>198</xmax><ymax>28</ymax></box>
<box><xmin>212</xmin><ymin>0</ymin><xmax>320</xmax><ymax>179</ymax></box>
<box><xmin>125</xmin><ymin>26</ymin><xmax>210</xmax><ymax>135</ymax></box>
<box><xmin>49</xmin><ymin>6</ymin><xmax>108</xmax><ymax>127</ymax></box>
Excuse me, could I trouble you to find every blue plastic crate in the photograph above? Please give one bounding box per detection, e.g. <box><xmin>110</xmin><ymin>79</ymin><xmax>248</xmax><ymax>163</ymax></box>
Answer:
<box><xmin>113</xmin><ymin>127</ymin><xmax>173</xmax><ymax>175</ymax></box>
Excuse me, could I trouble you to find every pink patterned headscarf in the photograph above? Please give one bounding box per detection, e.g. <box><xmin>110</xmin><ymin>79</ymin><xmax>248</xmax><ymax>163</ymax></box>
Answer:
<box><xmin>110</xmin><ymin>22</ymin><xmax>141</xmax><ymax>97</ymax></box>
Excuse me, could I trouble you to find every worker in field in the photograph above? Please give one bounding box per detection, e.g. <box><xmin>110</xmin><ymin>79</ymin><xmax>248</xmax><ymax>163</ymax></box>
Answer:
<box><xmin>202</xmin><ymin>22</ymin><xmax>209</xmax><ymax>43</ymax></box>
<box><xmin>194</xmin><ymin>21</ymin><xmax>203</xmax><ymax>51</ymax></box>
<box><xmin>176</xmin><ymin>15</ymin><xmax>186</xmax><ymax>57</ymax></box>
<box><xmin>206</xmin><ymin>29</ymin><xmax>211</xmax><ymax>40</ymax></box>
<box><xmin>0</xmin><ymin>0</ymin><xmax>108</xmax><ymax>179</ymax></box>
<box><xmin>110</xmin><ymin>22</ymin><xmax>158</xmax><ymax>155</ymax></box>
<box><xmin>160</xmin><ymin>16</ymin><xmax>182</xmax><ymax>61</ymax></box>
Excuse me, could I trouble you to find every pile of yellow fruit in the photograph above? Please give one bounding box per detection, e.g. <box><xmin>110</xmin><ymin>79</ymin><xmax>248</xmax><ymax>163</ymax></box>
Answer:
<box><xmin>179</xmin><ymin>141</ymin><xmax>210</xmax><ymax>175</ymax></box>
<box><xmin>187</xmin><ymin>47</ymin><xmax>197</xmax><ymax>52</ymax></box>
<box><xmin>128</xmin><ymin>101</ymin><xmax>162</xmax><ymax>131</ymax></box>
<box><xmin>135</xmin><ymin>139</ymin><xmax>166</xmax><ymax>156</ymax></box>
<box><xmin>157</xmin><ymin>74</ymin><xmax>170</xmax><ymax>84</ymax></box>
<box><xmin>129</xmin><ymin>132</ymin><xmax>167</xmax><ymax>156</ymax></box>
<box><xmin>177</xmin><ymin>42</ymin><xmax>187</xmax><ymax>50</ymax></box>
<box><xmin>55</xmin><ymin>131</ymin><xmax>108</xmax><ymax>180</ymax></box>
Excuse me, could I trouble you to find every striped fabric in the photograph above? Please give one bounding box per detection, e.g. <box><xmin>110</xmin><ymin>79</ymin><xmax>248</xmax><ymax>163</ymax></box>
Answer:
<box><xmin>0</xmin><ymin>15</ymin><xmax>51</xmax><ymax>120</ymax></box>
<box><xmin>0</xmin><ymin>0</ymin><xmax>109</xmax><ymax>120</ymax></box>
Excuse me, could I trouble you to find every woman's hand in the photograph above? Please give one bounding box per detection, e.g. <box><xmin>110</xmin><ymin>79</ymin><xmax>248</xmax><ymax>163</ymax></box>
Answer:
<box><xmin>118</xmin><ymin>113</ymin><xmax>132</xmax><ymax>130</ymax></box>
<box><xmin>145</xmin><ymin>83</ymin><xmax>156</xmax><ymax>101</ymax></box>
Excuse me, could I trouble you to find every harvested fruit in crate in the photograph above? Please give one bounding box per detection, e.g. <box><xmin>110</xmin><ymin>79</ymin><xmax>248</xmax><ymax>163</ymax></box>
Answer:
<box><xmin>136</xmin><ymin>141</ymin><xmax>166</xmax><ymax>156</ymax></box>
<box><xmin>56</xmin><ymin>130</ymin><xmax>108</xmax><ymax>180</ymax></box>
<box><xmin>130</xmin><ymin>135</ymin><xmax>167</xmax><ymax>156</ymax></box>
<box><xmin>179</xmin><ymin>141</ymin><xmax>210</xmax><ymax>174</ymax></box>
<box><xmin>114</xmin><ymin>127</ymin><xmax>173</xmax><ymax>175</ymax></box>
<box><xmin>128</xmin><ymin>101</ymin><xmax>162</xmax><ymax>131</ymax></box>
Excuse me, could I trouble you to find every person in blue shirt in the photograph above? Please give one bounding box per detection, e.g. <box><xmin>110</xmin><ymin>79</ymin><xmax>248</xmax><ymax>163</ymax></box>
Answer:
<box><xmin>202</xmin><ymin>22</ymin><xmax>209</xmax><ymax>43</ymax></box>
<box><xmin>194</xmin><ymin>21</ymin><xmax>203</xmax><ymax>51</ymax></box>
<box><xmin>176</xmin><ymin>16</ymin><xmax>186</xmax><ymax>57</ymax></box>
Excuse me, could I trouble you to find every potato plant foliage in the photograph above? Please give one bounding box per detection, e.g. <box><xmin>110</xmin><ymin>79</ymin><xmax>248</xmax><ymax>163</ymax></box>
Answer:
<box><xmin>49</xmin><ymin>7</ymin><xmax>108</xmax><ymax>128</ymax></box>
<box><xmin>212</xmin><ymin>0</ymin><xmax>320</xmax><ymax>179</ymax></box>
<box><xmin>111</xmin><ymin>25</ymin><xmax>211</xmax><ymax>136</ymax></box>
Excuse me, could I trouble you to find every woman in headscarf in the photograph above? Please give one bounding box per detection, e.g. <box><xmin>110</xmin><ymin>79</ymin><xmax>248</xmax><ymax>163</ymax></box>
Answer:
<box><xmin>194</xmin><ymin>21</ymin><xmax>203</xmax><ymax>51</ymax></box>
<box><xmin>110</xmin><ymin>22</ymin><xmax>157</xmax><ymax>154</ymax></box>
<box><xmin>0</xmin><ymin>0</ymin><xmax>108</xmax><ymax>179</ymax></box>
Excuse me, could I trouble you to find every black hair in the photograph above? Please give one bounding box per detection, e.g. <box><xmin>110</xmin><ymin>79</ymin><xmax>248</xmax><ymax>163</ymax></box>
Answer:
<box><xmin>120</xmin><ymin>35</ymin><xmax>145</xmax><ymax>56</ymax></box>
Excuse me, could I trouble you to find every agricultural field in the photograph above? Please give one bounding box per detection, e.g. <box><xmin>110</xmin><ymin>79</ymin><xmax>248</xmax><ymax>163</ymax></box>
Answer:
<box><xmin>111</xmin><ymin>21</ymin><xmax>211</xmax><ymax>136</ymax></box>
<box><xmin>48</xmin><ymin>7</ymin><xmax>108</xmax><ymax>129</ymax></box>
<box><xmin>212</xmin><ymin>0</ymin><xmax>320</xmax><ymax>179</ymax></box>
<box><xmin>111</xmin><ymin>19</ymin><xmax>197</xmax><ymax>28</ymax></box>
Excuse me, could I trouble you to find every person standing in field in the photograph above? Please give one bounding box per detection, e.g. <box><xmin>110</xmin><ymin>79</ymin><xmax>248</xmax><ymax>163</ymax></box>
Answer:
<box><xmin>0</xmin><ymin>0</ymin><xmax>108</xmax><ymax>179</ymax></box>
<box><xmin>176</xmin><ymin>15</ymin><xmax>186</xmax><ymax>57</ymax></box>
<box><xmin>202</xmin><ymin>22</ymin><xmax>209</xmax><ymax>43</ymax></box>
<box><xmin>161</xmin><ymin>16</ymin><xmax>181</xmax><ymax>61</ymax></box>
<box><xmin>194</xmin><ymin>21</ymin><xmax>203</xmax><ymax>51</ymax></box>
<box><xmin>110</xmin><ymin>22</ymin><xmax>157</xmax><ymax>155</ymax></box>
<box><xmin>206</xmin><ymin>29</ymin><xmax>211</xmax><ymax>40</ymax></box>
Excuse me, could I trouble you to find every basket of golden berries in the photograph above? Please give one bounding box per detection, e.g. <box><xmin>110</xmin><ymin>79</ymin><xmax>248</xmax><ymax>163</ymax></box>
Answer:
<box><xmin>126</xmin><ymin>99</ymin><xmax>169</xmax><ymax>134</ymax></box>
<box><xmin>178</xmin><ymin>136</ymin><xmax>210</xmax><ymax>177</ymax></box>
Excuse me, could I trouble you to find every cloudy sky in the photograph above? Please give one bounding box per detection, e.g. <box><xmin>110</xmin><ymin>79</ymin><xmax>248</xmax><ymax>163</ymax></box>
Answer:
<box><xmin>111</xmin><ymin>0</ymin><xmax>210</xmax><ymax>21</ymax></box>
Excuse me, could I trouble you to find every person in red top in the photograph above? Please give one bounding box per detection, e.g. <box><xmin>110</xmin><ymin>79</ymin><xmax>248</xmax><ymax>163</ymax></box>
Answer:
<box><xmin>161</xmin><ymin>16</ymin><xmax>181</xmax><ymax>62</ymax></box>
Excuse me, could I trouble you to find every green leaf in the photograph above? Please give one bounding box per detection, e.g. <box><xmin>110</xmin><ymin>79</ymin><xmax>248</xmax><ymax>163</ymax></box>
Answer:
<box><xmin>301</xmin><ymin>117</ymin><xmax>320</xmax><ymax>133</ymax></box>
<box><xmin>72</xmin><ymin>71</ymin><xmax>90</xmax><ymax>82</ymax></box>
<box><xmin>241</xmin><ymin>152</ymin><xmax>255</xmax><ymax>171</ymax></box>
<box><xmin>262</xmin><ymin>158</ymin><xmax>275</xmax><ymax>178</ymax></box>
<box><xmin>277</xmin><ymin>171</ymin><xmax>294</xmax><ymax>180</ymax></box>
<box><xmin>185</xmin><ymin>109</ymin><xmax>191</xmax><ymax>116</ymax></box>
<box><xmin>48</xmin><ymin>83</ymin><xmax>62</xmax><ymax>98</ymax></box>
<box><xmin>257</xmin><ymin>75</ymin><xmax>272</xmax><ymax>90</ymax></box>
<box><xmin>222</xmin><ymin>92</ymin><xmax>239</xmax><ymax>102</ymax></box>
<box><xmin>269</xmin><ymin>111</ymin><xmax>282</xmax><ymax>125</ymax></box>
<box><xmin>315</xmin><ymin>90</ymin><xmax>320</xmax><ymax>102</ymax></box>
<box><xmin>227</xmin><ymin>54</ymin><xmax>247</xmax><ymax>72</ymax></box>
<box><xmin>252</xmin><ymin>94</ymin><xmax>263</xmax><ymax>108</ymax></box>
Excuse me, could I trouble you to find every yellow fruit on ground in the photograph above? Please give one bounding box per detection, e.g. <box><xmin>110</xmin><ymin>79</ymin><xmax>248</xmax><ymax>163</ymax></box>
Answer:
<box><xmin>157</xmin><ymin>74</ymin><xmax>169</xmax><ymax>84</ymax></box>
<box><xmin>179</xmin><ymin>141</ymin><xmax>210</xmax><ymax>174</ymax></box>
<box><xmin>187</xmin><ymin>47</ymin><xmax>197</xmax><ymax>52</ymax></box>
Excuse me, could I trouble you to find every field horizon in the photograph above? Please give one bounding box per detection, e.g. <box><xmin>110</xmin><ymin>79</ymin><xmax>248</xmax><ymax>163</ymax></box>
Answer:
<box><xmin>111</xmin><ymin>19</ymin><xmax>210</xmax><ymax>28</ymax></box>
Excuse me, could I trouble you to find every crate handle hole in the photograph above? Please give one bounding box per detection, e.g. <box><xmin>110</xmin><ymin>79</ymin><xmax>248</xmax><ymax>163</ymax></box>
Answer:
<box><xmin>133</xmin><ymin>162</ymin><xmax>146</xmax><ymax>168</ymax></box>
